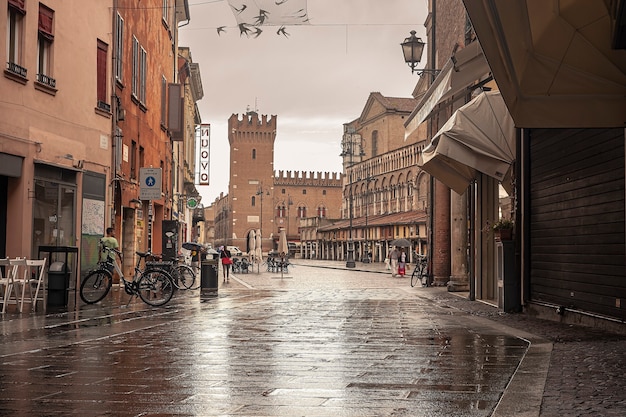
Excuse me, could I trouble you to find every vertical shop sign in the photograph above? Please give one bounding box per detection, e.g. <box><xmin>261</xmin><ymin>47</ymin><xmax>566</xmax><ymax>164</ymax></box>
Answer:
<box><xmin>199</xmin><ymin>124</ymin><xmax>210</xmax><ymax>185</ymax></box>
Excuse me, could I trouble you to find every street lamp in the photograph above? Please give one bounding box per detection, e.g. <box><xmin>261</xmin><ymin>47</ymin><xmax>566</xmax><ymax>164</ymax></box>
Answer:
<box><xmin>361</xmin><ymin>175</ymin><xmax>374</xmax><ymax>263</ymax></box>
<box><xmin>286</xmin><ymin>195</ymin><xmax>293</xmax><ymax>240</ymax></box>
<box><xmin>341</xmin><ymin>125</ymin><xmax>362</xmax><ymax>268</ymax></box>
<box><xmin>256</xmin><ymin>187</ymin><xmax>269</xmax><ymax>252</ymax></box>
<box><xmin>401</xmin><ymin>30</ymin><xmax>440</xmax><ymax>77</ymax></box>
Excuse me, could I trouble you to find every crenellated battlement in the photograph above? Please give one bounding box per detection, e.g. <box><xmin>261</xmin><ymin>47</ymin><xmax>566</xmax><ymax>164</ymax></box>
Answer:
<box><xmin>228</xmin><ymin>112</ymin><xmax>277</xmax><ymax>132</ymax></box>
<box><xmin>274</xmin><ymin>170</ymin><xmax>343</xmax><ymax>187</ymax></box>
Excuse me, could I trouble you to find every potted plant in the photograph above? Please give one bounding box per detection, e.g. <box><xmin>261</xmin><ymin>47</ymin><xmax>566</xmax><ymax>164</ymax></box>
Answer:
<box><xmin>492</xmin><ymin>218</ymin><xmax>514</xmax><ymax>241</ymax></box>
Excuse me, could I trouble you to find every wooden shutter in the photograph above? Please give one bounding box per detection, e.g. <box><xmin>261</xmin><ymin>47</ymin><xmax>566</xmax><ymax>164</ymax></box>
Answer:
<box><xmin>38</xmin><ymin>4</ymin><xmax>54</xmax><ymax>40</ymax></box>
<box><xmin>97</xmin><ymin>41</ymin><xmax>108</xmax><ymax>103</ymax></box>
<box><xmin>9</xmin><ymin>0</ymin><xmax>26</xmax><ymax>14</ymax></box>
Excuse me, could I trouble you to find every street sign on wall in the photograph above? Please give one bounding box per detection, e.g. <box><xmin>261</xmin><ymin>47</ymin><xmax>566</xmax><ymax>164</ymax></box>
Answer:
<box><xmin>139</xmin><ymin>167</ymin><xmax>162</xmax><ymax>200</ymax></box>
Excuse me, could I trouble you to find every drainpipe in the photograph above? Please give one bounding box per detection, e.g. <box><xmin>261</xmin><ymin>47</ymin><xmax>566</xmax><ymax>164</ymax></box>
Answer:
<box><xmin>110</xmin><ymin>0</ymin><xmax>118</xmax><ymax>230</ymax></box>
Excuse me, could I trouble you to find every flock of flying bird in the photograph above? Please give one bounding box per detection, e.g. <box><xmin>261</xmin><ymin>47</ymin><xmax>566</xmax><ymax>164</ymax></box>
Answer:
<box><xmin>216</xmin><ymin>0</ymin><xmax>309</xmax><ymax>38</ymax></box>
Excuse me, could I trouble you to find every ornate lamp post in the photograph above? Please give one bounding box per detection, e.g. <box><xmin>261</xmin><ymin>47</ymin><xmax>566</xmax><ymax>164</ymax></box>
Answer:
<box><xmin>362</xmin><ymin>175</ymin><xmax>374</xmax><ymax>263</ymax></box>
<box><xmin>256</xmin><ymin>187</ymin><xmax>269</xmax><ymax>252</ymax></box>
<box><xmin>341</xmin><ymin>125</ymin><xmax>362</xmax><ymax>268</ymax></box>
<box><xmin>286</xmin><ymin>195</ymin><xmax>293</xmax><ymax>240</ymax></box>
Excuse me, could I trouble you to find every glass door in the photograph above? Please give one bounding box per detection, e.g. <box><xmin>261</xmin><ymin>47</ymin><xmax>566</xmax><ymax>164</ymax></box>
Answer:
<box><xmin>32</xmin><ymin>179</ymin><xmax>76</xmax><ymax>256</ymax></box>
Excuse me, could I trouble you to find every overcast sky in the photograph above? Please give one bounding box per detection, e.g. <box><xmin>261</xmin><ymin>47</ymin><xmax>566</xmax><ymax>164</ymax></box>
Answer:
<box><xmin>179</xmin><ymin>0</ymin><xmax>428</xmax><ymax>205</ymax></box>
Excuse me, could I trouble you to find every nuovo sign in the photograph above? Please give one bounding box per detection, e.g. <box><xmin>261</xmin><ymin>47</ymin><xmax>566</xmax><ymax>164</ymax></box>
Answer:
<box><xmin>199</xmin><ymin>124</ymin><xmax>210</xmax><ymax>185</ymax></box>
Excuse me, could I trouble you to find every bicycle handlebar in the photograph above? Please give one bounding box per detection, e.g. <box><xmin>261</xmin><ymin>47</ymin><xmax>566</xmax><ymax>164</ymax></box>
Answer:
<box><xmin>100</xmin><ymin>242</ymin><xmax>122</xmax><ymax>257</ymax></box>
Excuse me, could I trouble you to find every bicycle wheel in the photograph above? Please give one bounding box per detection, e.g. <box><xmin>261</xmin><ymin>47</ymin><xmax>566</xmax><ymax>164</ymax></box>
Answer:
<box><xmin>174</xmin><ymin>265</ymin><xmax>195</xmax><ymax>289</ymax></box>
<box><xmin>80</xmin><ymin>269</ymin><xmax>113</xmax><ymax>304</ymax></box>
<box><xmin>137</xmin><ymin>269</ymin><xmax>174</xmax><ymax>306</ymax></box>
<box><xmin>420</xmin><ymin>265</ymin><xmax>429</xmax><ymax>287</ymax></box>
<box><xmin>410</xmin><ymin>264</ymin><xmax>421</xmax><ymax>287</ymax></box>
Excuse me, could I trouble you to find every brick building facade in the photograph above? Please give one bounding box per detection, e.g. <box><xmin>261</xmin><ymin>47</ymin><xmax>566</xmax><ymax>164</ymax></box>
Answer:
<box><xmin>212</xmin><ymin>112</ymin><xmax>342</xmax><ymax>254</ymax></box>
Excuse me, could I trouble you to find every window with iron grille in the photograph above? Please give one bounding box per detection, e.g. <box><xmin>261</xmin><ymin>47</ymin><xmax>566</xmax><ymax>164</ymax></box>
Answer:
<box><xmin>37</xmin><ymin>4</ymin><xmax>55</xmax><ymax>88</ymax></box>
<box><xmin>7</xmin><ymin>1</ymin><xmax>26</xmax><ymax>78</ymax></box>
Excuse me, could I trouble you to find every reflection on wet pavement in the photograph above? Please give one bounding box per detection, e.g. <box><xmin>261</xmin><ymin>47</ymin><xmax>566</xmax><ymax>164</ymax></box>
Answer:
<box><xmin>0</xmin><ymin>267</ymin><xmax>527</xmax><ymax>416</ymax></box>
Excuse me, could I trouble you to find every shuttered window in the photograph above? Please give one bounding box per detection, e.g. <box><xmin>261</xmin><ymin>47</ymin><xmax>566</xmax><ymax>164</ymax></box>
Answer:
<box><xmin>8</xmin><ymin>0</ymin><xmax>26</xmax><ymax>13</ymax></box>
<box><xmin>97</xmin><ymin>40</ymin><xmax>108</xmax><ymax>106</ymax></box>
<box><xmin>38</xmin><ymin>4</ymin><xmax>54</xmax><ymax>40</ymax></box>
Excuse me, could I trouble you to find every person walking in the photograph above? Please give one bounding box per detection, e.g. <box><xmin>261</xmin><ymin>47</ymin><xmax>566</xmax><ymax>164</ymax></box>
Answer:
<box><xmin>397</xmin><ymin>248</ymin><xmax>407</xmax><ymax>277</ymax></box>
<box><xmin>101</xmin><ymin>227</ymin><xmax>119</xmax><ymax>252</ymax></box>
<box><xmin>100</xmin><ymin>227</ymin><xmax>121</xmax><ymax>276</ymax></box>
<box><xmin>220</xmin><ymin>246</ymin><xmax>232</xmax><ymax>282</ymax></box>
<box><xmin>389</xmin><ymin>246</ymin><xmax>399</xmax><ymax>277</ymax></box>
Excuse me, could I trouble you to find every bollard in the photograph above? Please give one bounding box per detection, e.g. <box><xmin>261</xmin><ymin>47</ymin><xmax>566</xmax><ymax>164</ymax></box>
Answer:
<box><xmin>200</xmin><ymin>258</ymin><xmax>219</xmax><ymax>298</ymax></box>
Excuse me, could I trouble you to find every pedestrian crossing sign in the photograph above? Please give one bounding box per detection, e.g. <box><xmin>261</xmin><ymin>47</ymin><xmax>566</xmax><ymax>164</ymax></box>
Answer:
<box><xmin>139</xmin><ymin>167</ymin><xmax>162</xmax><ymax>200</ymax></box>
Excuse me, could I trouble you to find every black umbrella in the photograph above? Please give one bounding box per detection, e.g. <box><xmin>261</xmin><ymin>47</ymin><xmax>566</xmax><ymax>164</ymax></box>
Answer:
<box><xmin>390</xmin><ymin>238</ymin><xmax>412</xmax><ymax>247</ymax></box>
<box><xmin>182</xmin><ymin>242</ymin><xmax>204</xmax><ymax>251</ymax></box>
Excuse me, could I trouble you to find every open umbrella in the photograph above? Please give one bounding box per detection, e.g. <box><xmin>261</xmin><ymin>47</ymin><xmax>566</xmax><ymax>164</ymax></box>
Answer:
<box><xmin>390</xmin><ymin>238</ymin><xmax>411</xmax><ymax>247</ymax></box>
<box><xmin>182</xmin><ymin>242</ymin><xmax>203</xmax><ymax>251</ymax></box>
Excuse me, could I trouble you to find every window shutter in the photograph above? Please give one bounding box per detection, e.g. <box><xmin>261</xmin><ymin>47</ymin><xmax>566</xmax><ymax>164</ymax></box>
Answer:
<box><xmin>168</xmin><ymin>83</ymin><xmax>184</xmax><ymax>140</ymax></box>
<box><xmin>97</xmin><ymin>41</ymin><xmax>108</xmax><ymax>103</ymax></box>
<box><xmin>38</xmin><ymin>4</ymin><xmax>54</xmax><ymax>40</ymax></box>
<box><xmin>9</xmin><ymin>0</ymin><xmax>26</xmax><ymax>14</ymax></box>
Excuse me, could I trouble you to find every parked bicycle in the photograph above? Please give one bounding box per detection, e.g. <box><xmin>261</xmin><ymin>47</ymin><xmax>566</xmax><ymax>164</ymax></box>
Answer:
<box><xmin>80</xmin><ymin>244</ymin><xmax>175</xmax><ymax>307</ymax></box>
<box><xmin>410</xmin><ymin>253</ymin><xmax>429</xmax><ymax>287</ymax></box>
<box><xmin>146</xmin><ymin>253</ymin><xmax>197</xmax><ymax>290</ymax></box>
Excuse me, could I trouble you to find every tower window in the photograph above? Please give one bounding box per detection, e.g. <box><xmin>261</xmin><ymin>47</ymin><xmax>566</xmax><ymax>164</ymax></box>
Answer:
<box><xmin>252</xmin><ymin>149</ymin><xmax>256</xmax><ymax>159</ymax></box>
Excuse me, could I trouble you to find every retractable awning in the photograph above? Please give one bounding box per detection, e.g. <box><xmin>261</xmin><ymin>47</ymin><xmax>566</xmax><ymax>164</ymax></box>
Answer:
<box><xmin>404</xmin><ymin>41</ymin><xmax>491</xmax><ymax>139</ymax></box>
<box><xmin>418</xmin><ymin>91</ymin><xmax>515</xmax><ymax>194</ymax></box>
<box><xmin>463</xmin><ymin>0</ymin><xmax>626</xmax><ymax>128</ymax></box>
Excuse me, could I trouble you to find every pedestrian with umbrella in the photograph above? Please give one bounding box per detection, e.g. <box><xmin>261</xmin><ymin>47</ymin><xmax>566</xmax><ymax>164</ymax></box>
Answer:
<box><xmin>398</xmin><ymin>248</ymin><xmax>407</xmax><ymax>277</ymax></box>
<box><xmin>389</xmin><ymin>246</ymin><xmax>399</xmax><ymax>277</ymax></box>
<box><xmin>389</xmin><ymin>239</ymin><xmax>411</xmax><ymax>277</ymax></box>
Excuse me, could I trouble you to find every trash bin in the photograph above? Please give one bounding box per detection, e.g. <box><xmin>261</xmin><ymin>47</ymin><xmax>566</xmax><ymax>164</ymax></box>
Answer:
<box><xmin>200</xmin><ymin>258</ymin><xmax>219</xmax><ymax>297</ymax></box>
<box><xmin>48</xmin><ymin>261</ymin><xmax>69</xmax><ymax>307</ymax></box>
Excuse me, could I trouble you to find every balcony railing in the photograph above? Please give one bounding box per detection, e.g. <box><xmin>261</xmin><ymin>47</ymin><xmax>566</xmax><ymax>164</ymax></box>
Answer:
<box><xmin>37</xmin><ymin>73</ymin><xmax>56</xmax><ymax>88</ymax></box>
<box><xmin>97</xmin><ymin>100</ymin><xmax>111</xmax><ymax>112</ymax></box>
<box><xmin>6</xmin><ymin>61</ymin><xmax>27</xmax><ymax>78</ymax></box>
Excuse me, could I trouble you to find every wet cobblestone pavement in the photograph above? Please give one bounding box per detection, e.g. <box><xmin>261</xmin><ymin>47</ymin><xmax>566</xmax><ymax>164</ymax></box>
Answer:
<box><xmin>1</xmin><ymin>259</ymin><xmax>625</xmax><ymax>416</ymax></box>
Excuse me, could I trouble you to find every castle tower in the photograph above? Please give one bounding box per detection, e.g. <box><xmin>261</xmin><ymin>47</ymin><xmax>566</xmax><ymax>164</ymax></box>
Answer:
<box><xmin>227</xmin><ymin>112</ymin><xmax>277</xmax><ymax>251</ymax></box>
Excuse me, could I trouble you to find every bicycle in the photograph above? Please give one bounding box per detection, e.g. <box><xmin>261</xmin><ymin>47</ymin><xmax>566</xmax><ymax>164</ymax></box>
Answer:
<box><xmin>410</xmin><ymin>254</ymin><xmax>429</xmax><ymax>287</ymax></box>
<box><xmin>146</xmin><ymin>253</ymin><xmax>197</xmax><ymax>290</ymax></box>
<box><xmin>80</xmin><ymin>244</ymin><xmax>175</xmax><ymax>307</ymax></box>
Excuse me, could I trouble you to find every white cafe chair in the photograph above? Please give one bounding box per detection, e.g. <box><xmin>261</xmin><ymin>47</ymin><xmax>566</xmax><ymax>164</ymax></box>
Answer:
<box><xmin>0</xmin><ymin>258</ymin><xmax>17</xmax><ymax>313</ymax></box>
<box><xmin>19</xmin><ymin>258</ymin><xmax>47</xmax><ymax>312</ymax></box>
<box><xmin>1</xmin><ymin>258</ymin><xmax>23</xmax><ymax>313</ymax></box>
<box><xmin>9</xmin><ymin>258</ymin><xmax>28</xmax><ymax>313</ymax></box>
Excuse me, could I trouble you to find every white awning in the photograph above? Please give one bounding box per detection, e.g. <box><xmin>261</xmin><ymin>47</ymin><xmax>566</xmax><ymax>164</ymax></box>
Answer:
<box><xmin>464</xmin><ymin>0</ymin><xmax>626</xmax><ymax>128</ymax></box>
<box><xmin>418</xmin><ymin>91</ymin><xmax>515</xmax><ymax>194</ymax></box>
<box><xmin>404</xmin><ymin>41</ymin><xmax>491</xmax><ymax>139</ymax></box>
